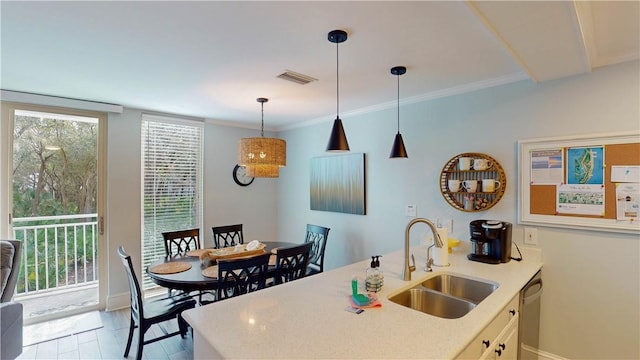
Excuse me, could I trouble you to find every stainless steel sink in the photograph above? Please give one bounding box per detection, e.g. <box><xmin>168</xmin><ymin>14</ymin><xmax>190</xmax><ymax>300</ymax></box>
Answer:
<box><xmin>388</xmin><ymin>288</ymin><xmax>476</xmax><ymax>319</ymax></box>
<box><xmin>388</xmin><ymin>273</ymin><xmax>498</xmax><ymax>318</ymax></box>
<box><xmin>420</xmin><ymin>273</ymin><xmax>498</xmax><ymax>304</ymax></box>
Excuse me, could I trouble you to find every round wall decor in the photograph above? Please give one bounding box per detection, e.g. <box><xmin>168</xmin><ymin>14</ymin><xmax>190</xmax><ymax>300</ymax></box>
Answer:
<box><xmin>439</xmin><ymin>153</ymin><xmax>506</xmax><ymax>212</ymax></box>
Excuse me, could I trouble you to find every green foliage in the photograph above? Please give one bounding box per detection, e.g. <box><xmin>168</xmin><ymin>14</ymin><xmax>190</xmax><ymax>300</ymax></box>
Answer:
<box><xmin>12</xmin><ymin>112</ymin><xmax>98</xmax><ymax>294</ymax></box>
<box><xmin>13</xmin><ymin>114</ymin><xmax>97</xmax><ymax>217</ymax></box>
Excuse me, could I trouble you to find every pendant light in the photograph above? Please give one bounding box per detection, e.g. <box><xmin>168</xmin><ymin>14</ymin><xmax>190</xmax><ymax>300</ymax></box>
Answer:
<box><xmin>238</xmin><ymin>98</ymin><xmax>286</xmax><ymax>178</ymax></box>
<box><xmin>326</xmin><ymin>29</ymin><xmax>350</xmax><ymax>152</ymax></box>
<box><xmin>389</xmin><ymin>66</ymin><xmax>408</xmax><ymax>158</ymax></box>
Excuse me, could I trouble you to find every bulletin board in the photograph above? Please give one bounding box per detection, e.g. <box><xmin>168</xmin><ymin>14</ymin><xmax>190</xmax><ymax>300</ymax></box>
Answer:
<box><xmin>518</xmin><ymin>131</ymin><xmax>640</xmax><ymax>233</ymax></box>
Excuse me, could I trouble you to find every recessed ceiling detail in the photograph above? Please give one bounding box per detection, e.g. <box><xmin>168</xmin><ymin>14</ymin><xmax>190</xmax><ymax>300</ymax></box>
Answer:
<box><xmin>277</xmin><ymin>70</ymin><xmax>318</xmax><ymax>85</ymax></box>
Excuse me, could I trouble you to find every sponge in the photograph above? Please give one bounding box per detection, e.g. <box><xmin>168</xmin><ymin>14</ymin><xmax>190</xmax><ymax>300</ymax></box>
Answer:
<box><xmin>351</xmin><ymin>294</ymin><xmax>370</xmax><ymax>306</ymax></box>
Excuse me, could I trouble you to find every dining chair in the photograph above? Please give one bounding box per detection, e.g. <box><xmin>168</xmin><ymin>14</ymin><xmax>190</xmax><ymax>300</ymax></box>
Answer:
<box><xmin>117</xmin><ymin>246</ymin><xmax>196</xmax><ymax>360</ymax></box>
<box><xmin>212</xmin><ymin>224</ymin><xmax>244</xmax><ymax>248</ymax></box>
<box><xmin>305</xmin><ymin>224</ymin><xmax>330</xmax><ymax>276</ymax></box>
<box><xmin>161</xmin><ymin>228</ymin><xmax>213</xmax><ymax>301</ymax></box>
<box><xmin>274</xmin><ymin>242</ymin><xmax>313</xmax><ymax>285</ymax></box>
<box><xmin>162</xmin><ymin>228</ymin><xmax>201</xmax><ymax>256</ymax></box>
<box><xmin>216</xmin><ymin>252</ymin><xmax>271</xmax><ymax>301</ymax></box>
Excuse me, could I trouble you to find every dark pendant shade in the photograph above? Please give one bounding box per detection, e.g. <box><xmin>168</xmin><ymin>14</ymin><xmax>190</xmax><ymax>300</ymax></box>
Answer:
<box><xmin>389</xmin><ymin>65</ymin><xmax>408</xmax><ymax>159</ymax></box>
<box><xmin>326</xmin><ymin>117</ymin><xmax>350</xmax><ymax>152</ymax></box>
<box><xmin>390</xmin><ymin>132</ymin><xmax>408</xmax><ymax>158</ymax></box>
<box><xmin>326</xmin><ymin>29</ymin><xmax>350</xmax><ymax>153</ymax></box>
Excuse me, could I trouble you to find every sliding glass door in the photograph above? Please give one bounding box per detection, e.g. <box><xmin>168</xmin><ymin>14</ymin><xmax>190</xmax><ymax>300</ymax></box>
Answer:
<box><xmin>1</xmin><ymin>102</ymin><xmax>106</xmax><ymax>323</ymax></box>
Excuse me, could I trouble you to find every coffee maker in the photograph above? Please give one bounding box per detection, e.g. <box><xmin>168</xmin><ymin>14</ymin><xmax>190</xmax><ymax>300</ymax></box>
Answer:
<box><xmin>468</xmin><ymin>220</ymin><xmax>512</xmax><ymax>264</ymax></box>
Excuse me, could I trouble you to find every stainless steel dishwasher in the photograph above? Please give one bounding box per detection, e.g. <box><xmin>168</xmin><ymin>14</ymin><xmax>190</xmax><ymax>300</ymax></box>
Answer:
<box><xmin>519</xmin><ymin>270</ymin><xmax>543</xmax><ymax>359</ymax></box>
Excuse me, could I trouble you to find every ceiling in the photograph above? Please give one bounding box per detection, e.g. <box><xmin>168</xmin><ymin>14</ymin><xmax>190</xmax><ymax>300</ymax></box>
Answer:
<box><xmin>1</xmin><ymin>1</ymin><xmax>638</xmax><ymax>131</ymax></box>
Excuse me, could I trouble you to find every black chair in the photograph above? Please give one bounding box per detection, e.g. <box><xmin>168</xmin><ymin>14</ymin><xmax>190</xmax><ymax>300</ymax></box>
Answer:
<box><xmin>216</xmin><ymin>253</ymin><xmax>271</xmax><ymax>301</ymax></box>
<box><xmin>117</xmin><ymin>246</ymin><xmax>196</xmax><ymax>360</ymax></box>
<box><xmin>305</xmin><ymin>224</ymin><xmax>330</xmax><ymax>275</ymax></box>
<box><xmin>274</xmin><ymin>242</ymin><xmax>313</xmax><ymax>285</ymax></box>
<box><xmin>212</xmin><ymin>224</ymin><xmax>244</xmax><ymax>248</ymax></box>
<box><xmin>161</xmin><ymin>229</ymin><xmax>212</xmax><ymax>301</ymax></box>
<box><xmin>162</xmin><ymin>228</ymin><xmax>200</xmax><ymax>256</ymax></box>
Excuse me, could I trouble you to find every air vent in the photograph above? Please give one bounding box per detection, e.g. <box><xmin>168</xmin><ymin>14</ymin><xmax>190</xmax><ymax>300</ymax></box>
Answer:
<box><xmin>277</xmin><ymin>70</ymin><xmax>318</xmax><ymax>85</ymax></box>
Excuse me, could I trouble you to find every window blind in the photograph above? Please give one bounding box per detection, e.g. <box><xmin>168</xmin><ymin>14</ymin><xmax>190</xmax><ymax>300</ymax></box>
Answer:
<box><xmin>141</xmin><ymin>115</ymin><xmax>203</xmax><ymax>290</ymax></box>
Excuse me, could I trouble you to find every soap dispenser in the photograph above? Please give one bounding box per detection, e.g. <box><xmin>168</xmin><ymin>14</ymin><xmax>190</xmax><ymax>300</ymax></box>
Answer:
<box><xmin>365</xmin><ymin>256</ymin><xmax>384</xmax><ymax>292</ymax></box>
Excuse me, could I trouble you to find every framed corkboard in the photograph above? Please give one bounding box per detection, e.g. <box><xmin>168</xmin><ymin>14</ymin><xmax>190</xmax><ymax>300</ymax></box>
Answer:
<box><xmin>518</xmin><ymin>131</ymin><xmax>640</xmax><ymax>233</ymax></box>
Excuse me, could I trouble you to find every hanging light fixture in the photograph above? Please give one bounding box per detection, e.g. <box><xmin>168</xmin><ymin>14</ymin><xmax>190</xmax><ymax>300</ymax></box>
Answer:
<box><xmin>238</xmin><ymin>98</ymin><xmax>286</xmax><ymax>178</ymax></box>
<box><xmin>326</xmin><ymin>29</ymin><xmax>350</xmax><ymax>152</ymax></box>
<box><xmin>389</xmin><ymin>66</ymin><xmax>408</xmax><ymax>158</ymax></box>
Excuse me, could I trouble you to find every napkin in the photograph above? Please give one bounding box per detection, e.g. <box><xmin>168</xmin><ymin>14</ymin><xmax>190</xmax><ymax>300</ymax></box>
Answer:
<box><xmin>246</xmin><ymin>240</ymin><xmax>261</xmax><ymax>251</ymax></box>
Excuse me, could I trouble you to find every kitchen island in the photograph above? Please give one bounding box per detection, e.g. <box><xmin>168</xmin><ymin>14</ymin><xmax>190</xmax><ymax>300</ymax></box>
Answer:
<box><xmin>182</xmin><ymin>242</ymin><xmax>543</xmax><ymax>359</ymax></box>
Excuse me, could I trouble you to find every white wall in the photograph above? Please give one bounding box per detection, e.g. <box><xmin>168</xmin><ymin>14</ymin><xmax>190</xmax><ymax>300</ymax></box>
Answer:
<box><xmin>105</xmin><ymin>109</ymin><xmax>279</xmax><ymax>309</ymax></box>
<box><xmin>276</xmin><ymin>60</ymin><xmax>640</xmax><ymax>359</ymax></box>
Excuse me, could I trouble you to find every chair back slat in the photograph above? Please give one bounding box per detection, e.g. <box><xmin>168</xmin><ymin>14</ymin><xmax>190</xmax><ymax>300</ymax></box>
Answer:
<box><xmin>162</xmin><ymin>228</ymin><xmax>200</xmax><ymax>256</ymax></box>
<box><xmin>305</xmin><ymin>224</ymin><xmax>330</xmax><ymax>274</ymax></box>
<box><xmin>217</xmin><ymin>253</ymin><xmax>271</xmax><ymax>300</ymax></box>
<box><xmin>275</xmin><ymin>242</ymin><xmax>313</xmax><ymax>285</ymax></box>
<box><xmin>212</xmin><ymin>224</ymin><xmax>244</xmax><ymax>249</ymax></box>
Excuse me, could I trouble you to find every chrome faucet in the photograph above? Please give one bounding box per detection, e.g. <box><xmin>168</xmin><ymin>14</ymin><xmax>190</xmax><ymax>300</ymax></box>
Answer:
<box><xmin>403</xmin><ymin>218</ymin><xmax>444</xmax><ymax>281</ymax></box>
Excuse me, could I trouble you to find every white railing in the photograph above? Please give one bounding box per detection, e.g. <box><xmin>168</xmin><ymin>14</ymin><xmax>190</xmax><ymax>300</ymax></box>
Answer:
<box><xmin>11</xmin><ymin>214</ymin><xmax>98</xmax><ymax>297</ymax></box>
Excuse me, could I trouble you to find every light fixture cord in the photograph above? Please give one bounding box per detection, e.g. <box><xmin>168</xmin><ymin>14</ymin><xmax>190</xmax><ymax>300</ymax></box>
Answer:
<box><xmin>260</xmin><ymin>101</ymin><xmax>265</xmax><ymax>137</ymax></box>
<box><xmin>396</xmin><ymin>73</ymin><xmax>400</xmax><ymax>134</ymax></box>
<box><xmin>336</xmin><ymin>41</ymin><xmax>340</xmax><ymax>117</ymax></box>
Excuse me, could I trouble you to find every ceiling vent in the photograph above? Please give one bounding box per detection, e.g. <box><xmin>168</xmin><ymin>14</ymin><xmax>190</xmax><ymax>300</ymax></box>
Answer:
<box><xmin>277</xmin><ymin>70</ymin><xmax>318</xmax><ymax>85</ymax></box>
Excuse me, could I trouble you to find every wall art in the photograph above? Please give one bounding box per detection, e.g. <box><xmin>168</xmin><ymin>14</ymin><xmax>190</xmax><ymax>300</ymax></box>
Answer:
<box><xmin>310</xmin><ymin>153</ymin><xmax>366</xmax><ymax>215</ymax></box>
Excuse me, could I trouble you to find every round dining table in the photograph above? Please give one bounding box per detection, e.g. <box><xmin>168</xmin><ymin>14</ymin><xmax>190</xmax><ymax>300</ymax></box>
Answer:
<box><xmin>146</xmin><ymin>241</ymin><xmax>298</xmax><ymax>292</ymax></box>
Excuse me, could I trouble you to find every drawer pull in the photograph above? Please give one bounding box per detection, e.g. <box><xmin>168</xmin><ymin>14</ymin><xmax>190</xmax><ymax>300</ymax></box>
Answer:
<box><xmin>509</xmin><ymin>309</ymin><xmax>516</xmax><ymax>316</ymax></box>
<box><xmin>482</xmin><ymin>340</ymin><xmax>490</xmax><ymax>348</ymax></box>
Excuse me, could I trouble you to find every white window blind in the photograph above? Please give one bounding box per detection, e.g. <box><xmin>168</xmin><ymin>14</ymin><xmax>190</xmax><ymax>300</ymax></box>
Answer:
<box><xmin>141</xmin><ymin>115</ymin><xmax>203</xmax><ymax>289</ymax></box>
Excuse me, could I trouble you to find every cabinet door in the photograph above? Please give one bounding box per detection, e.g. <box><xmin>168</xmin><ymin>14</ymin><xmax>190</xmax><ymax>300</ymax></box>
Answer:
<box><xmin>456</xmin><ymin>295</ymin><xmax>519</xmax><ymax>359</ymax></box>
<box><xmin>493</xmin><ymin>314</ymin><xmax>519</xmax><ymax>360</ymax></box>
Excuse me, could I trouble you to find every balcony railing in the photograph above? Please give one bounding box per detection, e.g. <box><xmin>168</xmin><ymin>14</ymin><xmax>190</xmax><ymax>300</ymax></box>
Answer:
<box><xmin>12</xmin><ymin>214</ymin><xmax>98</xmax><ymax>298</ymax></box>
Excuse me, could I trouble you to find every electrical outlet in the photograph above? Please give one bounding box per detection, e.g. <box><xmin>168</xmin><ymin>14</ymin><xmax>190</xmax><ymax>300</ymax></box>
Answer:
<box><xmin>524</xmin><ymin>227</ymin><xmax>538</xmax><ymax>245</ymax></box>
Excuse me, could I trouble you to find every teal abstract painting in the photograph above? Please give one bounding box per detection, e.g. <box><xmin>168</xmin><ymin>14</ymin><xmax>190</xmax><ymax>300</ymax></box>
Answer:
<box><xmin>310</xmin><ymin>153</ymin><xmax>366</xmax><ymax>215</ymax></box>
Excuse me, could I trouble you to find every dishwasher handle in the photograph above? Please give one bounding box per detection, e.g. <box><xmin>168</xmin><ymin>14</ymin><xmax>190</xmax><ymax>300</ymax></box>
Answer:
<box><xmin>522</xmin><ymin>278</ymin><xmax>543</xmax><ymax>306</ymax></box>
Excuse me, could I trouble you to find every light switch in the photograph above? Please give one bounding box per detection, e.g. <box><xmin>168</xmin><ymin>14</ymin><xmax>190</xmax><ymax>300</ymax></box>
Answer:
<box><xmin>405</xmin><ymin>204</ymin><xmax>416</xmax><ymax>217</ymax></box>
<box><xmin>524</xmin><ymin>227</ymin><xmax>538</xmax><ymax>245</ymax></box>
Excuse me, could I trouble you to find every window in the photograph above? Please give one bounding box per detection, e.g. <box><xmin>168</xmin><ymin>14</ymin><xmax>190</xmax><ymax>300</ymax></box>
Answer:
<box><xmin>141</xmin><ymin>115</ymin><xmax>203</xmax><ymax>289</ymax></box>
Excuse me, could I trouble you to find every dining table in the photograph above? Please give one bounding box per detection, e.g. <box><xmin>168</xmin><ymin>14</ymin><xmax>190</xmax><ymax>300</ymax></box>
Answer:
<box><xmin>146</xmin><ymin>241</ymin><xmax>298</xmax><ymax>293</ymax></box>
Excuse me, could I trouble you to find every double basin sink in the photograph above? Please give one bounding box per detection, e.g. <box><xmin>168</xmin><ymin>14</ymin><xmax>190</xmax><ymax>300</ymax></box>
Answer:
<box><xmin>388</xmin><ymin>273</ymin><xmax>498</xmax><ymax>319</ymax></box>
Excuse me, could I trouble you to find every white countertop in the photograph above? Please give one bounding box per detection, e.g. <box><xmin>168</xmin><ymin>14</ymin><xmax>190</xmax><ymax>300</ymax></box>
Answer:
<box><xmin>182</xmin><ymin>242</ymin><xmax>543</xmax><ymax>359</ymax></box>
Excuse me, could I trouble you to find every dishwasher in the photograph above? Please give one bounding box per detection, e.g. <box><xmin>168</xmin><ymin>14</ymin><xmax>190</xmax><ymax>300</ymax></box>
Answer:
<box><xmin>519</xmin><ymin>270</ymin><xmax>543</xmax><ymax>360</ymax></box>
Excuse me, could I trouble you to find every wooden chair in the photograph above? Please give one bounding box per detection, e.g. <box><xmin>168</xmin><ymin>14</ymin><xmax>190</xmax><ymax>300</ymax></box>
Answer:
<box><xmin>161</xmin><ymin>228</ymin><xmax>210</xmax><ymax>300</ymax></box>
<box><xmin>216</xmin><ymin>253</ymin><xmax>271</xmax><ymax>301</ymax></box>
<box><xmin>274</xmin><ymin>242</ymin><xmax>313</xmax><ymax>285</ymax></box>
<box><xmin>162</xmin><ymin>228</ymin><xmax>201</xmax><ymax>256</ymax></box>
<box><xmin>117</xmin><ymin>246</ymin><xmax>196</xmax><ymax>360</ymax></box>
<box><xmin>305</xmin><ymin>224</ymin><xmax>330</xmax><ymax>275</ymax></box>
<box><xmin>212</xmin><ymin>224</ymin><xmax>244</xmax><ymax>249</ymax></box>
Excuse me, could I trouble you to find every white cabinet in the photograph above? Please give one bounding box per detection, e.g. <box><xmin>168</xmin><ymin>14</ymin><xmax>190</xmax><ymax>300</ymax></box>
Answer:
<box><xmin>456</xmin><ymin>294</ymin><xmax>519</xmax><ymax>359</ymax></box>
<box><xmin>480</xmin><ymin>314</ymin><xmax>519</xmax><ymax>359</ymax></box>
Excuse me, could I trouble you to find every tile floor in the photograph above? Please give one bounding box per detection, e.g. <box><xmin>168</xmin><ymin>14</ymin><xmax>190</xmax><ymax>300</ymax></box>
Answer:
<box><xmin>17</xmin><ymin>308</ymin><xmax>194</xmax><ymax>360</ymax></box>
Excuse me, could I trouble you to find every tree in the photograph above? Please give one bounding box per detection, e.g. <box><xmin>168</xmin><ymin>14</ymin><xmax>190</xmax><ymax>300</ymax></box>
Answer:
<box><xmin>13</xmin><ymin>114</ymin><xmax>97</xmax><ymax>217</ymax></box>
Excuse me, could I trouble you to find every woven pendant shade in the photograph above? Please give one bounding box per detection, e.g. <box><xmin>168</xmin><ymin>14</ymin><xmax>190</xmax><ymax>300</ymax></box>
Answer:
<box><xmin>237</xmin><ymin>98</ymin><xmax>286</xmax><ymax>178</ymax></box>
<box><xmin>238</xmin><ymin>137</ymin><xmax>286</xmax><ymax>166</ymax></box>
<box><xmin>245</xmin><ymin>164</ymin><xmax>280</xmax><ymax>178</ymax></box>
